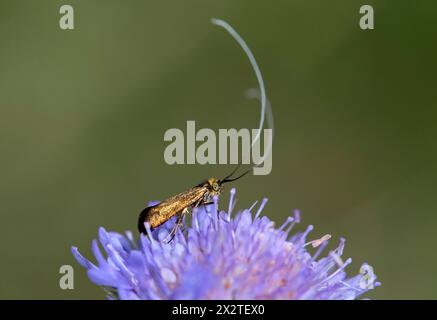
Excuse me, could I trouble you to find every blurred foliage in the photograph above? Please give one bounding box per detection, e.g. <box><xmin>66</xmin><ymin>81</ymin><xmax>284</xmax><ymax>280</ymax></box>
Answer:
<box><xmin>0</xmin><ymin>0</ymin><xmax>436</xmax><ymax>299</ymax></box>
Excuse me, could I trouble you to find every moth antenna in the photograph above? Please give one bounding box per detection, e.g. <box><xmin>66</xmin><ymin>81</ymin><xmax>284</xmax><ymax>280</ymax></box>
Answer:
<box><xmin>245</xmin><ymin>88</ymin><xmax>274</xmax><ymax>169</ymax></box>
<box><xmin>221</xmin><ymin>169</ymin><xmax>251</xmax><ymax>184</ymax></box>
<box><xmin>220</xmin><ymin>164</ymin><xmax>241</xmax><ymax>183</ymax></box>
<box><xmin>211</xmin><ymin>18</ymin><xmax>267</xmax><ymax>149</ymax></box>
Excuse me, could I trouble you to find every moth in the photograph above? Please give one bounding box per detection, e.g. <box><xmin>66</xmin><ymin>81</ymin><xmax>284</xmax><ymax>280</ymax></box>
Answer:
<box><xmin>138</xmin><ymin>166</ymin><xmax>250</xmax><ymax>242</ymax></box>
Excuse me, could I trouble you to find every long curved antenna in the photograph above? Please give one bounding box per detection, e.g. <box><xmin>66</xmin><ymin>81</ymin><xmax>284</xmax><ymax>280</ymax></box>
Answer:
<box><xmin>220</xmin><ymin>164</ymin><xmax>241</xmax><ymax>182</ymax></box>
<box><xmin>211</xmin><ymin>18</ymin><xmax>267</xmax><ymax>149</ymax></box>
<box><xmin>221</xmin><ymin>169</ymin><xmax>251</xmax><ymax>184</ymax></box>
<box><xmin>245</xmin><ymin>88</ymin><xmax>274</xmax><ymax>168</ymax></box>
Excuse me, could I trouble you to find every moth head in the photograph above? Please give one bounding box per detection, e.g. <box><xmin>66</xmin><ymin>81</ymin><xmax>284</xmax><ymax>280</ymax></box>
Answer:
<box><xmin>207</xmin><ymin>178</ymin><xmax>222</xmax><ymax>194</ymax></box>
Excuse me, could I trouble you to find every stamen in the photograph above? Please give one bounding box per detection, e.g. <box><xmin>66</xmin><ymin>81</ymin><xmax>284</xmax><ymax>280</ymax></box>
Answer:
<box><xmin>335</xmin><ymin>237</ymin><xmax>346</xmax><ymax>256</ymax></box>
<box><xmin>125</xmin><ymin>231</ymin><xmax>134</xmax><ymax>243</ymax></box>
<box><xmin>279</xmin><ymin>216</ymin><xmax>294</xmax><ymax>231</ymax></box>
<box><xmin>228</xmin><ymin>188</ymin><xmax>236</xmax><ymax>217</ymax></box>
<box><xmin>91</xmin><ymin>239</ymin><xmax>107</xmax><ymax>267</ymax></box>
<box><xmin>107</xmin><ymin>243</ymin><xmax>138</xmax><ymax>287</ymax></box>
<box><xmin>213</xmin><ymin>195</ymin><xmax>219</xmax><ymax>215</ymax></box>
<box><xmin>213</xmin><ymin>195</ymin><xmax>219</xmax><ymax>229</ymax></box>
<box><xmin>255</xmin><ymin>198</ymin><xmax>268</xmax><ymax>219</ymax></box>
<box><xmin>312</xmin><ymin>240</ymin><xmax>329</xmax><ymax>261</ymax></box>
<box><xmin>305</xmin><ymin>234</ymin><xmax>331</xmax><ymax>248</ymax></box>
<box><xmin>229</xmin><ymin>198</ymin><xmax>237</xmax><ymax>221</ymax></box>
<box><xmin>299</xmin><ymin>225</ymin><xmax>314</xmax><ymax>243</ymax></box>
<box><xmin>339</xmin><ymin>280</ymin><xmax>363</xmax><ymax>292</ymax></box>
<box><xmin>248</xmin><ymin>200</ymin><xmax>258</xmax><ymax>212</ymax></box>
<box><xmin>293</xmin><ymin>209</ymin><xmax>301</xmax><ymax>223</ymax></box>
<box><xmin>144</xmin><ymin>222</ymin><xmax>155</xmax><ymax>245</ymax></box>
<box><xmin>285</xmin><ymin>219</ymin><xmax>297</xmax><ymax>234</ymax></box>
<box><xmin>284</xmin><ymin>210</ymin><xmax>301</xmax><ymax>234</ymax></box>
<box><xmin>330</xmin><ymin>252</ymin><xmax>345</xmax><ymax>267</ymax></box>
<box><xmin>71</xmin><ymin>247</ymin><xmax>96</xmax><ymax>270</ymax></box>
<box><xmin>192</xmin><ymin>207</ymin><xmax>200</xmax><ymax>232</ymax></box>
<box><xmin>98</xmin><ymin>227</ymin><xmax>109</xmax><ymax>246</ymax></box>
<box><xmin>324</xmin><ymin>256</ymin><xmax>352</xmax><ymax>284</ymax></box>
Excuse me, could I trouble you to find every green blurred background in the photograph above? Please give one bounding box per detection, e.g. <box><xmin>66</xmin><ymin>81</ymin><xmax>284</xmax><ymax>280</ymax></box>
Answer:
<box><xmin>0</xmin><ymin>0</ymin><xmax>436</xmax><ymax>299</ymax></box>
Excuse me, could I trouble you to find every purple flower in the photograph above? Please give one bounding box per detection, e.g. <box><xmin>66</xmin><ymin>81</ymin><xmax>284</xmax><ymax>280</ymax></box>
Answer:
<box><xmin>72</xmin><ymin>188</ymin><xmax>380</xmax><ymax>299</ymax></box>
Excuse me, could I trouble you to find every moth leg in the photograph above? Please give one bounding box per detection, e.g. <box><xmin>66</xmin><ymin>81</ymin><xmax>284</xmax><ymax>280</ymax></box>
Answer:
<box><xmin>178</xmin><ymin>208</ymin><xmax>189</xmax><ymax>233</ymax></box>
<box><xmin>192</xmin><ymin>198</ymin><xmax>202</xmax><ymax>208</ymax></box>
<box><xmin>163</xmin><ymin>213</ymin><xmax>185</xmax><ymax>243</ymax></box>
<box><xmin>193</xmin><ymin>198</ymin><xmax>213</xmax><ymax>208</ymax></box>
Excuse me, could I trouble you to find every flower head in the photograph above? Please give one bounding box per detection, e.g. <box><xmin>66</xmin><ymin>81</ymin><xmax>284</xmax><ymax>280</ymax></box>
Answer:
<box><xmin>72</xmin><ymin>188</ymin><xmax>380</xmax><ymax>299</ymax></box>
